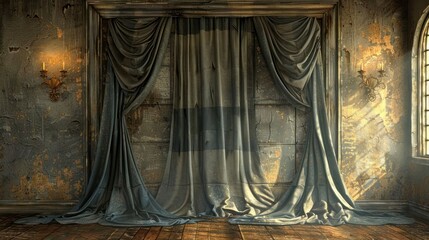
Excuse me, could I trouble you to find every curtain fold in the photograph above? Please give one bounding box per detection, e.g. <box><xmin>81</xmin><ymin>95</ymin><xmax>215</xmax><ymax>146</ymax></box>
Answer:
<box><xmin>229</xmin><ymin>16</ymin><xmax>414</xmax><ymax>226</ymax></box>
<box><xmin>253</xmin><ymin>17</ymin><xmax>316</xmax><ymax>108</ymax></box>
<box><xmin>155</xmin><ymin>18</ymin><xmax>275</xmax><ymax>217</ymax></box>
<box><xmin>16</xmin><ymin>18</ymin><xmax>190</xmax><ymax>227</ymax></box>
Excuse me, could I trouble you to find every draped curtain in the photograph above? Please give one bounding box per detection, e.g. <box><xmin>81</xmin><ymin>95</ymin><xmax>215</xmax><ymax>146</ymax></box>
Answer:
<box><xmin>16</xmin><ymin>18</ymin><xmax>190</xmax><ymax>227</ymax></box>
<box><xmin>229</xmin><ymin>17</ymin><xmax>413</xmax><ymax>225</ymax></box>
<box><xmin>16</xmin><ymin>16</ymin><xmax>413</xmax><ymax>227</ymax></box>
<box><xmin>156</xmin><ymin>18</ymin><xmax>275</xmax><ymax>217</ymax></box>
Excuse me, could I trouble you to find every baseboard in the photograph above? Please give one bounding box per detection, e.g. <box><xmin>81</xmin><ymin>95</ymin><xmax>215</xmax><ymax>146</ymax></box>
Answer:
<box><xmin>355</xmin><ymin>200</ymin><xmax>409</xmax><ymax>212</ymax></box>
<box><xmin>0</xmin><ymin>200</ymin><xmax>78</xmax><ymax>214</ymax></box>
<box><xmin>355</xmin><ymin>200</ymin><xmax>429</xmax><ymax>221</ymax></box>
<box><xmin>409</xmin><ymin>202</ymin><xmax>429</xmax><ymax>221</ymax></box>
<box><xmin>0</xmin><ymin>199</ymin><xmax>427</xmax><ymax>219</ymax></box>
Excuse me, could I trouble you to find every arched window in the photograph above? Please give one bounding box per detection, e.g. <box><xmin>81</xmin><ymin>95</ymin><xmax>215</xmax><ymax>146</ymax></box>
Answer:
<box><xmin>420</xmin><ymin>18</ymin><xmax>429</xmax><ymax>155</ymax></box>
<box><xmin>413</xmin><ymin>7</ymin><xmax>429</xmax><ymax>157</ymax></box>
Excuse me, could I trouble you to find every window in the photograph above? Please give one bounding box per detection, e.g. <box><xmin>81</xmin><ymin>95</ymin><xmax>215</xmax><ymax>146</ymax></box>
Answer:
<box><xmin>421</xmin><ymin>22</ymin><xmax>429</xmax><ymax>155</ymax></box>
<box><xmin>414</xmin><ymin>8</ymin><xmax>429</xmax><ymax>157</ymax></box>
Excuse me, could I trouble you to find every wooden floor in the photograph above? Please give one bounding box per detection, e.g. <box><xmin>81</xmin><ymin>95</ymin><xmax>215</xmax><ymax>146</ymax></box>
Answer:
<box><xmin>0</xmin><ymin>215</ymin><xmax>428</xmax><ymax>240</ymax></box>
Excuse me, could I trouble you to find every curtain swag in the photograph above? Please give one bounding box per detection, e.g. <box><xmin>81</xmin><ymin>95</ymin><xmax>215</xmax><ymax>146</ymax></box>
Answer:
<box><xmin>16</xmin><ymin>18</ymin><xmax>191</xmax><ymax>226</ymax></box>
<box><xmin>16</xmin><ymin>16</ymin><xmax>413</xmax><ymax>227</ymax></box>
<box><xmin>229</xmin><ymin>17</ymin><xmax>413</xmax><ymax>225</ymax></box>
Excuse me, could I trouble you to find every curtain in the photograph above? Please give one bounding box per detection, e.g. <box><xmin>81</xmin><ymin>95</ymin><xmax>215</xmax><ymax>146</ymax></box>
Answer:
<box><xmin>15</xmin><ymin>16</ymin><xmax>414</xmax><ymax>227</ymax></box>
<box><xmin>229</xmin><ymin>17</ymin><xmax>414</xmax><ymax>225</ymax></box>
<box><xmin>155</xmin><ymin>18</ymin><xmax>275</xmax><ymax>217</ymax></box>
<box><xmin>16</xmin><ymin>18</ymin><xmax>190</xmax><ymax>227</ymax></box>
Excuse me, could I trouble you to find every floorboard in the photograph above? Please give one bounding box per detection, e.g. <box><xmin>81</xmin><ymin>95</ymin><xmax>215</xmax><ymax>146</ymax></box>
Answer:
<box><xmin>0</xmin><ymin>214</ymin><xmax>427</xmax><ymax>240</ymax></box>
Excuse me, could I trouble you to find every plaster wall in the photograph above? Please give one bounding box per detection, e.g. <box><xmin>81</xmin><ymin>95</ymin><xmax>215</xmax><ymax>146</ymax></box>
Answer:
<box><xmin>0</xmin><ymin>0</ymin><xmax>85</xmax><ymax>201</ymax></box>
<box><xmin>408</xmin><ymin>0</ymin><xmax>429</xmax><ymax>209</ymax></box>
<box><xmin>339</xmin><ymin>0</ymin><xmax>409</xmax><ymax>201</ymax></box>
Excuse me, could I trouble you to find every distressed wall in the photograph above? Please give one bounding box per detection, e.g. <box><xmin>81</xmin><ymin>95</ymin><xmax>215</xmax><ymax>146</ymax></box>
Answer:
<box><xmin>408</xmin><ymin>0</ymin><xmax>429</xmax><ymax>209</ymax></box>
<box><xmin>340</xmin><ymin>0</ymin><xmax>409</xmax><ymax>201</ymax></box>
<box><xmin>0</xmin><ymin>0</ymin><xmax>85</xmax><ymax>201</ymax></box>
<box><xmin>1</xmin><ymin>0</ymin><xmax>425</xmax><ymax>210</ymax></box>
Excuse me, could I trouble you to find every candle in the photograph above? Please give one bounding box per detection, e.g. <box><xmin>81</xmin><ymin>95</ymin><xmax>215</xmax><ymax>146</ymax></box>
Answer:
<box><xmin>360</xmin><ymin>62</ymin><xmax>363</xmax><ymax>71</ymax></box>
<box><xmin>381</xmin><ymin>62</ymin><xmax>384</xmax><ymax>71</ymax></box>
<box><xmin>62</xmin><ymin>61</ymin><xmax>65</xmax><ymax>70</ymax></box>
<box><xmin>42</xmin><ymin>62</ymin><xmax>46</xmax><ymax>71</ymax></box>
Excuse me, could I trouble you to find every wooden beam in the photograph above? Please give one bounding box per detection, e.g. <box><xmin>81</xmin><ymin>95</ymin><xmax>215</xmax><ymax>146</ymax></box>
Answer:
<box><xmin>88</xmin><ymin>1</ymin><xmax>336</xmax><ymax>18</ymax></box>
<box><xmin>0</xmin><ymin>200</ymin><xmax>78</xmax><ymax>214</ymax></box>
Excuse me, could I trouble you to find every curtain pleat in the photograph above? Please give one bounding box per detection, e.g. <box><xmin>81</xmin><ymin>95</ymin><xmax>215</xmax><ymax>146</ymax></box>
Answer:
<box><xmin>229</xmin><ymin>16</ymin><xmax>414</xmax><ymax>226</ymax></box>
<box><xmin>15</xmin><ymin>18</ymin><xmax>190</xmax><ymax>227</ymax></box>
<box><xmin>156</xmin><ymin>18</ymin><xmax>275</xmax><ymax>217</ymax></box>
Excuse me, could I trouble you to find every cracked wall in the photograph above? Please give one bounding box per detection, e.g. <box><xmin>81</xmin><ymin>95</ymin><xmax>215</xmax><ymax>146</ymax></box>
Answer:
<box><xmin>340</xmin><ymin>0</ymin><xmax>409</xmax><ymax>201</ymax></box>
<box><xmin>0</xmin><ymin>0</ymin><xmax>85</xmax><ymax>201</ymax></box>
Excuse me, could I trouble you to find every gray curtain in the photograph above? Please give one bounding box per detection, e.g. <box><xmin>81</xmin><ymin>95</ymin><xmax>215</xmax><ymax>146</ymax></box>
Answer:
<box><xmin>155</xmin><ymin>18</ymin><xmax>275</xmax><ymax>217</ymax></box>
<box><xmin>229</xmin><ymin>17</ymin><xmax>414</xmax><ymax>225</ymax></box>
<box><xmin>16</xmin><ymin>18</ymin><xmax>190</xmax><ymax>226</ymax></box>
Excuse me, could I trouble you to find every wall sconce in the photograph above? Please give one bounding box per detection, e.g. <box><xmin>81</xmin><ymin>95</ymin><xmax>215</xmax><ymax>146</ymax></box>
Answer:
<box><xmin>357</xmin><ymin>63</ymin><xmax>386</xmax><ymax>102</ymax></box>
<box><xmin>40</xmin><ymin>61</ymin><xmax>67</xmax><ymax>102</ymax></box>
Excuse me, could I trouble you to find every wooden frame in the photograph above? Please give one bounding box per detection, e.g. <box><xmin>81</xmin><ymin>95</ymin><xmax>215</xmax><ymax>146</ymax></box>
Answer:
<box><xmin>87</xmin><ymin>1</ymin><xmax>336</xmax><ymax>18</ymax></box>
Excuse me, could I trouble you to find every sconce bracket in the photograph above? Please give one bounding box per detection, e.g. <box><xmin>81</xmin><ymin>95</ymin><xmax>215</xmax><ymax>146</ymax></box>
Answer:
<box><xmin>40</xmin><ymin>70</ymin><xmax>67</xmax><ymax>102</ymax></box>
<box><xmin>357</xmin><ymin>69</ymin><xmax>386</xmax><ymax>102</ymax></box>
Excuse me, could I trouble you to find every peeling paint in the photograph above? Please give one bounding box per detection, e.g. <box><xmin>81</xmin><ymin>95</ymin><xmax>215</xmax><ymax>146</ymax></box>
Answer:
<box><xmin>75</xmin><ymin>76</ymin><xmax>82</xmax><ymax>104</ymax></box>
<box><xmin>340</xmin><ymin>0</ymin><xmax>408</xmax><ymax>201</ymax></box>
<box><xmin>62</xmin><ymin>4</ymin><xmax>74</xmax><ymax>17</ymax></box>
<box><xmin>8</xmin><ymin>46</ymin><xmax>20</xmax><ymax>53</ymax></box>
<box><xmin>11</xmin><ymin>152</ymin><xmax>82</xmax><ymax>200</ymax></box>
<box><xmin>0</xmin><ymin>0</ymin><xmax>85</xmax><ymax>201</ymax></box>
<box><xmin>363</xmin><ymin>23</ymin><xmax>395</xmax><ymax>53</ymax></box>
